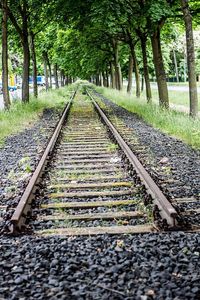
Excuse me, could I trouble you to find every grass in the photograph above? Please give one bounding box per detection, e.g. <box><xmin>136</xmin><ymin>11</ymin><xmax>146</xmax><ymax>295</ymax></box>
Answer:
<box><xmin>113</xmin><ymin>81</ymin><xmax>200</xmax><ymax>109</ymax></box>
<box><xmin>0</xmin><ymin>86</ymin><xmax>74</xmax><ymax>145</ymax></box>
<box><xmin>94</xmin><ymin>86</ymin><xmax>200</xmax><ymax>149</ymax></box>
<box><xmin>151</xmin><ymin>87</ymin><xmax>200</xmax><ymax>109</ymax></box>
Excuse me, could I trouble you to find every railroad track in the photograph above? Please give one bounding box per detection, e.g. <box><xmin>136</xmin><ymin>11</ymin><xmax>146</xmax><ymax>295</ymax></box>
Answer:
<box><xmin>9</xmin><ymin>87</ymin><xmax>183</xmax><ymax>235</ymax></box>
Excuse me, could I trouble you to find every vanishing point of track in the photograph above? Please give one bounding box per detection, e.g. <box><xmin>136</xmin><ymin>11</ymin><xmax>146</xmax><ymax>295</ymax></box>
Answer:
<box><xmin>8</xmin><ymin>86</ymin><xmax>197</xmax><ymax>236</ymax></box>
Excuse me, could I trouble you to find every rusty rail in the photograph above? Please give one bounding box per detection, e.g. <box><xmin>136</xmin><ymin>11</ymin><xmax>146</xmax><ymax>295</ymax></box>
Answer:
<box><xmin>87</xmin><ymin>89</ymin><xmax>178</xmax><ymax>228</ymax></box>
<box><xmin>10</xmin><ymin>91</ymin><xmax>76</xmax><ymax>233</ymax></box>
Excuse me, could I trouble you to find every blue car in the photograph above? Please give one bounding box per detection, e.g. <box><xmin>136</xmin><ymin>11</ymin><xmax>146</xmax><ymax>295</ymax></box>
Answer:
<box><xmin>8</xmin><ymin>85</ymin><xmax>17</xmax><ymax>92</ymax></box>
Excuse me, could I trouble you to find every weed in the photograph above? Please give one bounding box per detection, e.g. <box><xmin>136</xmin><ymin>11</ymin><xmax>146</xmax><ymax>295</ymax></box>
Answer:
<box><xmin>136</xmin><ymin>201</ymin><xmax>153</xmax><ymax>223</ymax></box>
<box><xmin>106</xmin><ymin>143</ymin><xmax>118</xmax><ymax>152</ymax></box>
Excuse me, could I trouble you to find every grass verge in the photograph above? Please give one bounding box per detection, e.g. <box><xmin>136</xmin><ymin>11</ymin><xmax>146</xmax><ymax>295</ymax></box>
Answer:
<box><xmin>0</xmin><ymin>86</ymin><xmax>74</xmax><ymax>145</ymax></box>
<box><xmin>151</xmin><ymin>87</ymin><xmax>200</xmax><ymax>109</ymax></box>
<box><xmin>94</xmin><ymin>86</ymin><xmax>200</xmax><ymax>149</ymax></box>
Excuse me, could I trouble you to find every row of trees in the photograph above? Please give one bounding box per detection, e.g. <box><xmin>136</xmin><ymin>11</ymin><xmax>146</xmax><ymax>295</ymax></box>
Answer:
<box><xmin>1</xmin><ymin>0</ymin><xmax>200</xmax><ymax>116</ymax></box>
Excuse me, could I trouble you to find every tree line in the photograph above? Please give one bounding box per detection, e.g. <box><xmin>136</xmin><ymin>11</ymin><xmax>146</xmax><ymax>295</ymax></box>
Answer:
<box><xmin>1</xmin><ymin>0</ymin><xmax>200</xmax><ymax>117</ymax></box>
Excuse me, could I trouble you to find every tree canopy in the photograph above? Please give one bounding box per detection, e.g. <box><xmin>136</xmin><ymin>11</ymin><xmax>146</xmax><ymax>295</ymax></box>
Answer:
<box><xmin>1</xmin><ymin>0</ymin><xmax>200</xmax><ymax>115</ymax></box>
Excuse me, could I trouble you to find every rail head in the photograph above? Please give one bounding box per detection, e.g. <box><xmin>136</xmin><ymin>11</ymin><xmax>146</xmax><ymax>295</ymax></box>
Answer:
<box><xmin>86</xmin><ymin>89</ymin><xmax>178</xmax><ymax>229</ymax></box>
<box><xmin>10</xmin><ymin>90</ymin><xmax>76</xmax><ymax>233</ymax></box>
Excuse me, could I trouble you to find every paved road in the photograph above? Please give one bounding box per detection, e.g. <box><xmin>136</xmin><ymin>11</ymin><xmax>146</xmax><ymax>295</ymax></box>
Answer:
<box><xmin>150</xmin><ymin>82</ymin><xmax>200</xmax><ymax>92</ymax></box>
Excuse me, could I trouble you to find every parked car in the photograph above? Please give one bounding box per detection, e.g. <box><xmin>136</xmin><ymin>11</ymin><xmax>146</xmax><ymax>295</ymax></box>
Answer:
<box><xmin>9</xmin><ymin>85</ymin><xmax>17</xmax><ymax>92</ymax></box>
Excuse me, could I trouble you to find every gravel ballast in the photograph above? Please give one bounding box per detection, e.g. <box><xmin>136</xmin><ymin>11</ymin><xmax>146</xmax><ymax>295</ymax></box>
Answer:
<box><xmin>0</xmin><ymin>233</ymin><xmax>199</xmax><ymax>299</ymax></box>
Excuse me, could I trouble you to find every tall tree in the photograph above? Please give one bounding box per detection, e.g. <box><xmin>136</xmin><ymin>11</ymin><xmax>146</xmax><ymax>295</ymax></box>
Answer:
<box><xmin>7</xmin><ymin>1</ymin><xmax>30</xmax><ymax>103</ymax></box>
<box><xmin>181</xmin><ymin>0</ymin><xmax>198</xmax><ymax>117</ymax></box>
<box><xmin>1</xmin><ymin>0</ymin><xmax>11</xmax><ymax>109</ymax></box>
<box><xmin>150</xmin><ymin>23</ymin><xmax>169</xmax><ymax>108</ymax></box>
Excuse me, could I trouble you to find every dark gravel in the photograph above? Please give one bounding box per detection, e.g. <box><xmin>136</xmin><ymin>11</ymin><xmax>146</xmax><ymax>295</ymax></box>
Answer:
<box><xmin>0</xmin><ymin>108</ymin><xmax>62</xmax><ymax>232</ymax></box>
<box><xmin>0</xmin><ymin>233</ymin><xmax>199</xmax><ymax>299</ymax></box>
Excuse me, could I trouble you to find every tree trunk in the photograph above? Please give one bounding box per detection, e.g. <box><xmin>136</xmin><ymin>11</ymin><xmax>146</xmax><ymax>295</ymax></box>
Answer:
<box><xmin>141</xmin><ymin>75</ymin><xmax>144</xmax><ymax>92</ymax></box>
<box><xmin>43</xmin><ymin>52</ymin><xmax>49</xmax><ymax>91</ymax></box>
<box><xmin>105</xmin><ymin>69</ymin><xmax>109</xmax><ymax>87</ymax></box>
<box><xmin>112</xmin><ymin>39</ymin><xmax>123</xmax><ymax>90</ymax></box>
<box><xmin>30</xmin><ymin>31</ymin><xmax>38</xmax><ymax>98</ymax></box>
<box><xmin>127</xmin><ymin>54</ymin><xmax>133</xmax><ymax>94</ymax></box>
<box><xmin>60</xmin><ymin>70</ymin><xmax>64</xmax><ymax>86</ymax></box>
<box><xmin>7</xmin><ymin>1</ymin><xmax>30</xmax><ymax>102</ymax></box>
<box><xmin>46</xmin><ymin>56</ymin><xmax>52</xmax><ymax>88</ymax></box>
<box><xmin>99</xmin><ymin>73</ymin><xmax>103</xmax><ymax>86</ymax></box>
<box><xmin>181</xmin><ymin>0</ymin><xmax>198</xmax><ymax>117</ymax></box>
<box><xmin>118</xmin><ymin>64</ymin><xmax>123</xmax><ymax>89</ymax></box>
<box><xmin>151</xmin><ymin>27</ymin><xmax>169</xmax><ymax>108</ymax></box>
<box><xmin>140</xmin><ymin>35</ymin><xmax>152</xmax><ymax>102</ymax></box>
<box><xmin>110</xmin><ymin>62</ymin><xmax>116</xmax><ymax>89</ymax></box>
<box><xmin>172</xmin><ymin>48</ymin><xmax>179</xmax><ymax>83</ymax></box>
<box><xmin>96</xmin><ymin>74</ymin><xmax>100</xmax><ymax>86</ymax></box>
<box><xmin>102</xmin><ymin>71</ymin><xmax>107</xmax><ymax>87</ymax></box>
<box><xmin>22</xmin><ymin>37</ymin><xmax>30</xmax><ymax>103</ymax></box>
<box><xmin>54</xmin><ymin>64</ymin><xmax>59</xmax><ymax>88</ymax></box>
<box><xmin>129</xmin><ymin>42</ymin><xmax>140</xmax><ymax>98</ymax></box>
<box><xmin>2</xmin><ymin>0</ymin><xmax>11</xmax><ymax>109</ymax></box>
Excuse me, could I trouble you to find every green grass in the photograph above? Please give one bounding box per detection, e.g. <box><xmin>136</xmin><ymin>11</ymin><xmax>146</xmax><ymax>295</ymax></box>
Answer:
<box><xmin>151</xmin><ymin>87</ymin><xmax>200</xmax><ymax>109</ymax></box>
<box><xmin>0</xmin><ymin>86</ymin><xmax>73</xmax><ymax>145</ymax></box>
<box><xmin>94</xmin><ymin>86</ymin><xmax>200</xmax><ymax>149</ymax></box>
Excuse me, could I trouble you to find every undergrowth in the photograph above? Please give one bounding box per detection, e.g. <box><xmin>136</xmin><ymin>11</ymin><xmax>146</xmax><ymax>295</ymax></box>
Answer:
<box><xmin>0</xmin><ymin>86</ymin><xmax>74</xmax><ymax>145</ymax></box>
<box><xmin>95</xmin><ymin>86</ymin><xmax>200</xmax><ymax>149</ymax></box>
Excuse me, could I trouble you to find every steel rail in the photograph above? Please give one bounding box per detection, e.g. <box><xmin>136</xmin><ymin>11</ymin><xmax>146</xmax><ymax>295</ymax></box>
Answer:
<box><xmin>10</xmin><ymin>91</ymin><xmax>76</xmax><ymax>233</ymax></box>
<box><xmin>87</xmin><ymin>89</ymin><xmax>178</xmax><ymax>228</ymax></box>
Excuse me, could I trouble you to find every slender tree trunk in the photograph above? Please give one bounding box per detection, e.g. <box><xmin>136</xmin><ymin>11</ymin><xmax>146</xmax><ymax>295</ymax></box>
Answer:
<box><xmin>29</xmin><ymin>31</ymin><xmax>38</xmax><ymax>98</ymax></box>
<box><xmin>21</xmin><ymin>4</ymin><xmax>30</xmax><ymax>103</ymax></box>
<box><xmin>119</xmin><ymin>64</ymin><xmax>123</xmax><ymax>89</ymax></box>
<box><xmin>173</xmin><ymin>49</ymin><xmax>179</xmax><ymax>83</ymax></box>
<box><xmin>102</xmin><ymin>71</ymin><xmax>107</xmax><ymax>87</ymax></box>
<box><xmin>54</xmin><ymin>64</ymin><xmax>59</xmax><ymax>88</ymax></box>
<box><xmin>112</xmin><ymin>39</ymin><xmax>123</xmax><ymax>90</ymax></box>
<box><xmin>22</xmin><ymin>37</ymin><xmax>30</xmax><ymax>103</ymax></box>
<box><xmin>151</xmin><ymin>27</ymin><xmax>169</xmax><ymax>108</ymax></box>
<box><xmin>141</xmin><ymin>75</ymin><xmax>144</xmax><ymax>92</ymax></box>
<box><xmin>110</xmin><ymin>62</ymin><xmax>116</xmax><ymax>89</ymax></box>
<box><xmin>46</xmin><ymin>56</ymin><xmax>52</xmax><ymax>88</ymax></box>
<box><xmin>184</xmin><ymin>51</ymin><xmax>187</xmax><ymax>82</ymax></box>
<box><xmin>99</xmin><ymin>73</ymin><xmax>103</xmax><ymax>86</ymax></box>
<box><xmin>181</xmin><ymin>0</ymin><xmax>198</xmax><ymax>117</ymax></box>
<box><xmin>43</xmin><ymin>52</ymin><xmax>49</xmax><ymax>91</ymax></box>
<box><xmin>105</xmin><ymin>69</ymin><xmax>109</xmax><ymax>87</ymax></box>
<box><xmin>96</xmin><ymin>74</ymin><xmax>100</xmax><ymax>86</ymax></box>
<box><xmin>60</xmin><ymin>70</ymin><xmax>64</xmax><ymax>86</ymax></box>
<box><xmin>140</xmin><ymin>35</ymin><xmax>152</xmax><ymax>102</ymax></box>
<box><xmin>2</xmin><ymin>0</ymin><xmax>11</xmax><ymax>109</ymax></box>
<box><xmin>129</xmin><ymin>42</ymin><xmax>140</xmax><ymax>98</ymax></box>
<box><xmin>127</xmin><ymin>54</ymin><xmax>133</xmax><ymax>94</ymax></box>
<box><xmin>7</xmin><ymin>2</ymin><xmax>30</xmax><ymax>102</ymax></box>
